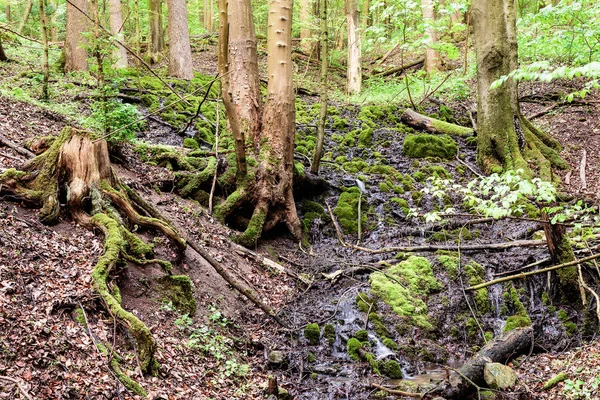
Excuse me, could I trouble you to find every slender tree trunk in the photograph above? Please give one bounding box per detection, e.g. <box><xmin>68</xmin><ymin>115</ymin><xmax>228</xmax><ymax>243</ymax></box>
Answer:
<box><xmin>204</xmin><ymin>0</ymin><xmax>213</xmax><ymax>32</ymax></box>
<box><xmin>18</xmin><ymin>0</ymin><xmax>33</xmax><ymax>33</ymax></box>
<box><xmin>311</xmin><ymin>0</ymin><xmax>328</xmax><ymax>174</ymax></box>
<box><xmin>108</xmin><ymin>0</ymin><xmax>128</xmax><ymax>68</ymax></box>
<box><xmin>0</xmin><ymin>38</ymin><xmax>8</xmax><ymax>62</ymax></box>
<box><xmin>361</xmin><ymin>0</ymin><xmax>369</xmax><ymax>30</ymax></box>
<box><xmin>422</xmin><ymin>0</ymin><xmax>440</xmax><ymax>73</ymax></box>
<box><xmin>64</xmin><ymin>0</ymin><xmax>88</xmax><ymax>72</ymax></box>
<box><xmin>166</xmin><ymin>0</ymin><xmax>193</xmax><ymax>79</ymax></box>
<box><xmin>218</xmin><ymin>0</ymin><xmax>261</xmax><ymax>182</ymax></box>
<box><xmin>38</xmin><ymin>0</ymin><xmax>50</xmax><ymax>100</ymax></box>
<box><xmin>147</xmin><ymin>0</ymin><xmax>164</xmax><ymax>63</ymax></box>
<box><xmin>134</xmin><ymin>0</ymin><xmax>141</xmax><ymax>66</ymax></box>
<box><xmin>299</xmin><ymin>0</ymin><xmax>311</xmax><ymax>53</ymax></box>
<box><xmin>346</xmin><ymin>0</ymin><xmax>361</xmax><ymax>94</ymax></box>
<box><xmin>5</xmin><ymin>4</ymin><xmax>11</xmax><ymax>23</ymax></box>
<box><xmin>198</xmin><ymin>0</ymin><xmax>204</xmax><ymax>29</ymax></box>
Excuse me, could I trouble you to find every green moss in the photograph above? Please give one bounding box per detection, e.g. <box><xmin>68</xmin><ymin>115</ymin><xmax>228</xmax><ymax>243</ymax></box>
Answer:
<box><xmin>334</xmin><ymin>188</ymin><xmax>366</xmax><ymax>234</ymax></box>
<box><xmin>370</xmin><ymin>256</ymin><xmax>442</xmax><ymax>330</ymax></box>
<box><xmin>354</xmin><ymin>329</ymin><xmax>369</xmax><ymax>342</ymax></box>
<box><xmin>558</xmin><ymin>309</ymin><xmax>578</xmax><ymax>336</ymax></box>
<box><xmin>437</xmin><ymin>255</ymin><xmax>459</xmax><ymax>279</ymax></box>
<box><xmin>304</xmin><ymin>323</ymin><xmax>321</xmax><ymax>345</ymax></box>
<box><xmin>466</xmin><ymin>317</ymin><xmax>478</xmax><ymax>339</ymax></box>
<box><xmin>391</xmin><ymin>197</ymin><xmax>410</xmax><ymax>215</ymax></box>
<box><xmin>183</xmin><ymin>138</ymin><xmax>199</xmax><ymax>149</ymax></box>
<box><xmin>369</xmin><ymin>312</ymin><xmax>391</xmax><ymax>338</ymax></box>
<box><xmin>403</xmin><ymin>134</ymin><xmax>458</xmax><ymax>159</ymax></box>
<box><xmin>332</xmin><ymin>117</ymin><xmax>348</xmax><ymax>130</ymax></box>
<box><xmin>502</xmin><ymin>283</ymin><xmax>532</xmax><ymax>332</ymax></box>
<box><xmin>484</xmin><ymin>331</ymin><xmax>493</xmax><ymax>342</ymax></box>
<box><xmin>120</xmin><ymin>227</ymin><xmax>154</xmax><ymax>258</ymax></box>
<box><xmin>358</xmin><ymin>129</ymin><xmax>374</xmax><ymax>148</ymax></box>
<box><xmin>365</xmin><ymin>352</ymin><xmax>381</xmax><ymax>375</ymax></box>
<box><xmin>308</xmin><ymin>352</ymin><xmax>317</xmax><ymax>363</ymax></box>
<box><xmin>347</xmin><ymin>338</ymin><xmax>363</xmax><ymax>361</ymax></box>
<box><xmin>111</xmin><ymin>285</ymin><xmax>122</xmax><ymax>304</ymax></box>
<box><xmin>342</xmin><ymin>160</ymin><xmax>368</xmax><ymax>173</ymax></box>
<box><xmin>158</xmin><ymin>275</ymin><xmax>197</xmax><ymax>316</ymax></box>
<box><xmin>379</xmin><ymin>182</ymin><xmax>391</xmax><ymax>193</ymax></box>
<box><xmin>381</xmin><ymin>360</ymin><xmax>403</xmax><ymax>379</ymax></box>
<box><xmin>382</xmin><ymin>337</ymin><xmax>398</xmax><ymax>351</ymax></box>
<box><xmin>429</xmin><ymin>118</ymin><xmax>473</xmax><ymax>137</ymax></box>
<box><xmin>430</xmin><ymin>227</ymin><xmax>479</xmax><ymax>242</ymax></box>
<box><xmin>542</xmin><ymin>372</ymin><xmax>568</xmax><ymax>390</ymax></box>
<box><xmin>356</xmin><ymin>292</ymin><xmax>375</xmax><ymax>312</ymax></box>
<box><xmin>294</xmin><ymin>161</ymin><xmax>305</xmax><ymax>177</ymax></box>
<box><xmin>323</xmin><ymin>324</ymin><xmax>335</xmax><ymax>345</ymax></box>
<box><xmin>74</xmin><ymin>308</ymin><xmax>86</xmax><ymax>326</ymax></box>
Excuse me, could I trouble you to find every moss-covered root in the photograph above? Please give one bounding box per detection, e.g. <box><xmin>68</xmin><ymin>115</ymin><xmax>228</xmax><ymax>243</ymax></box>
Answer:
<box><xmin>175</xmin><ymin>156</ymin><xmax>217</xmax><ymax>199</ymax></box>
<box><xmin>96</xmin><ymin>342</ymin><xmax>148</xmax><ymax>397</ymax></box>
<box><xmin>90</xmin><ymin>213</ymin><xmax>158</xmax><ymax>376</ymax></box>
<box><xmin>213</xmin><ymin>187</ymin><xmax>248</xmax><ymax>222</ymax></box>
<box><xmin>235</xmin><ymin>200</ymin><xmax>268</xmax><ymax>248</ymax></box>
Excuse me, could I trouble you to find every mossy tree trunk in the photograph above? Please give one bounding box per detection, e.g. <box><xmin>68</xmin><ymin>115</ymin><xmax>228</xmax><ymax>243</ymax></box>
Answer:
<box><xmin>472</xmin><ymin>0</ymin><xmax>566</xmax><ymax>180</ymax></box>
<box><xmin>0</xmin><ymin>128</ymin><xmax>188</xmax><ymax>394</ymax></box>
<box><xmin>147</xmin><ymin>0</ymin><xmax>165</xmax><ymax>64</ymax></box>
<box><xmin>216</xmin><ymin>0</ymin><xmax>302</xmax><ymax>247</ymax></box>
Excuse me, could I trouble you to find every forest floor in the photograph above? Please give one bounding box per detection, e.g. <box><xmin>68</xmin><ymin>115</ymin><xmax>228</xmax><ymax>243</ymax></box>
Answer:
<box><xmin>1</xmin><ymin>40</ymin><xmax>600</xmax><ymax>400</ymax></box>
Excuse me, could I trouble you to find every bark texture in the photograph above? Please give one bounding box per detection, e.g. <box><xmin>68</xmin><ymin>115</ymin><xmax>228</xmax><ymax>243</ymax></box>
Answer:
<box><xmin>38</xmin><ymin>0</ymin><xmax>50</xmax><ymax>100</ymax></box>
<box><xmin>18</xmin><ymin>0</ymin><xmax>33</xmax><ymax>33</ymax></box>
<box><xmin>472</xmin><ymin>0</ymin><xmax>565</xmax><ymax>179</ymax></box>
<box><xmin>346</xmin><ymin>0</ymin><xmax>361</xmax><ymax>94</ymax></box>
<box><xmin>422</xmin><ymin>0</ymin><xmax>440</xmax><ymax>73</ymax></box>
<box><xmin>167</xmin><ymin>0</ymin><xmax>194</xmax><ymax>79</ymax></box>
<box><xmin>64</xmin><ymin>0</ymin><xmax>88</xmax><ymax>72</ymax></box>
<box><xmin>109</xmin><ymin>0</ymin><xmax>128</xmax><ymax>68</ymax></box>
<box><xmin>147</xmin><ymin>0</ymin><xmax>165</xmax><ymax>63</ymax></box>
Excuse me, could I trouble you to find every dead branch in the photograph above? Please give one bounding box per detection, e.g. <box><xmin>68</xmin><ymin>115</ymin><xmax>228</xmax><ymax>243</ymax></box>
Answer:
<box><xmin>348</xmin><ymin>239</ymin><xmax>547</xmax><ymax>255</ymax></box>
<box><xmin>0</xmin><ymin>134</ymin><xmax>35</xmax><ymax>158</ymax></box>
<box><xmin>373</xmin><ymin>58</ymin><xmax>424</xmax><ymax>77</ymax></box>
<box><xmin>0</xmin><ymin>375</ymin><xmax>33</xmax><ymax>400</ymax></box>
<box><xmin>233</xmin><ymin>244</ymin><xmax>312</xmax><ymax>285</ymax></box>
<box><xmin>527</xmin><ymin>103</ymin><xmax>558</xmax><ymax>120</ymax></box>
<box><xmin>467</xmin><ymin>252</ymin><xmax>600</xmax><ymax>291</ymax></box>
<box><xmin>371</xmin><ymin>383</ymin><xmax>422</xmax><ymax>398</ymax></box>
<box><xmin>580</xmin><ymin>149</ymin><xmax>587</xmax><ymax>191</ymax></box>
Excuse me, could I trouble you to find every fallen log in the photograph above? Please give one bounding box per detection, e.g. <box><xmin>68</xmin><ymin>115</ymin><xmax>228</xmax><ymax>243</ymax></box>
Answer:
<box><xmin>401</xmin><ymin>108</ymin><xmax>474</xmax><ymax>137</ymax></box>
<box><xmin>427</xmin><ymin>327</ymin><xmax>533</xmax><ymax>399</ymax></box>
<box><xmin>373</xmin><ymin>58</ymin><xmax>424</xmax><ymax>77</ymax></box>
<box><xmin>0</xmin><ymin>134</ymin><xmax>35</xmax><ymax>159</ymax></box>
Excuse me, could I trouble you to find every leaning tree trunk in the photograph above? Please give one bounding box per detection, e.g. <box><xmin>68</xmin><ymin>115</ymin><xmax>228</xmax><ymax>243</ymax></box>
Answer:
<box><xmin>109</xmin><ymin>0</ymin><xmax>128</xmax><ymax>69</ymax></box>
<box><xmin>64</xmin><ymin>0</ymin><xmax>88</xmax><ymax>72</ymax></box>
<box><xmin>167</xmin><ymin>0</ymin><xmax>194</xmax><ymax>79</ymax></box>
<box><xmin>472</xmin><ymin>0</ymin><xmax>566</xmax><ymax>179</ymax></box>
<box><xmin>147</xmin><ymin>0</ymin><xmax>165</xmax><ymax>64</ymax></box>
<box><xmin>0</xmin><ymin>128</ymin><xmax>187</xmax><ymax>395</ymax></box>
<box><xmin>346</xmin><ymin>0</ymin><xmax>361</xmax><ymax>95</ymax></box>
<box><xmin>217</xmin><ymin>0</ymin><xmax>262</xmax><ymax>182</ymax></box>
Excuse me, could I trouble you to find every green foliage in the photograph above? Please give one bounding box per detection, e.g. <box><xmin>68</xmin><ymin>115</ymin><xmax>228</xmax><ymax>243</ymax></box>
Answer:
<box><xmin>502</xmin><ymin>284</ymin><xmax>531</xmax><ymax>332</ymax></box>
<box><xmin>86</xmin><ymin>100</ymin><xmax>145</xmax><ymax>142</ymax></box>
<box><xmin>380</xmin><ymin>360</ymin><xmax>403</xmax><ymax>379</ymax></box>
<box><xmin>563</xmin><ymin>376</ymin><xmax>600</xmax><ymax>399</ymax></box>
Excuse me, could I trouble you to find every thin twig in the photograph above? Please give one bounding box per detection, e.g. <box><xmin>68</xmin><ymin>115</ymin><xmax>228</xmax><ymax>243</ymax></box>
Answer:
<box><xmin>370</xmin><ymin>383</ymin><xmax>422</xmax><ymax>398</ymax></box>
<box><xmin>179</xmin><ymin>73</ymin><xmax>219</xmax><ymax>135</ymax></box>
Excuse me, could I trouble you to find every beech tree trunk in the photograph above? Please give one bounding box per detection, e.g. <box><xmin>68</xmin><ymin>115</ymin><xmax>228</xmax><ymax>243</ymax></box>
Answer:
<box><xmin>216</xmin><ymin>0</ymin><xmax>302</xmax><ymax>246</ymax></box>
<box><xmin>109</xmin><ymin>0</ymin><xmax>128</xmax><ymax>68</ymax></box>
<box><xmin>346</xmin><ymin>0</ymin><xmax>361</xmax><ymax>94</ymax></box>
<box><xmin>311</xmin><ymin>0</ymin><xmax>328</xmax><ymax>174</ymax></box>
<box><xmin>422</xmin><ymin>0</ymin><xmax>440</xmax><ymax>73</ymax></box>
<box><xmin>299</xmin><ymin>0</ymin><xmax>311</xmax><ymax>53</ymax></box>
<box><xmin>64</xmin><ymin>0</ymin><xmax>88</xmax><ymax>72</ymax></box>
<box><xmin>218</xmin><ymin>0</ymin><xmax>262</xmax><ymax>181</ymax></box>
<box><xmin>472</xmin><ymin>0</ymin><xmax>565</xmax><ymax>179</ymax></box>
<box><xmin>147</xmin><ymin>0</ymin><xmax>164</xmax><ymax>63</ymax></box>
<box><xmin>167</xmin><ymin>0</ymin><xmax>194</xmax><ymax>79</ymax></box>
<box><xmin>204</xmin><ymin>0</ymin><xmax>214</xmax><ymax>32</ymax></box>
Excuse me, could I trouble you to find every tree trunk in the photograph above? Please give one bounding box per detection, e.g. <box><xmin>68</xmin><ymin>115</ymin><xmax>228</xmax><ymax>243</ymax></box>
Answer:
<box><xmin>204</xmin><ymin>0</ymin><xmax>214</xmax><ymax>32</ymax></box>
<box><xmin>422</xmin><ymin>0</ymin><xmax>440</xmax><ymax>73</ymax></box>
<box><xmin>361</xmin><ymin>0</ymin><xmax>369</xmax><ymax>30</ymax></box>
<box><xmin>346</xmin><ymin>0</ymin><xmax>361</xmax><ymax>94</ymax></box>
<box><xmin>217</xmin><ymin>0</ymin><xmax>261</xmax><ymax>182</ymax></box>
<box><xmin>472</xmin><ymin>0</ymin><xmax>565</xmax><ymax>179</ymax></box>
<box><xmin>166</xmin><ymin>0</ymin><xmax>193</xmax><ymax>79</ymax></box>
<box><xmin>311</xmin><ymin>0</ymin><xmax>328</xmax><ymax>174</ymax></box>
<box><xmin>64</xmin><ymin>0</ymin><xmax>88</xmax><ymax>72</ymax></box>
<box><xmin>215</xmin><ymin>0</ymin><xmax>302</xmax><ymax>246</ymax></box>
<box><xmin>147</xmin><ymin>0</ymin><xmax>164</xmax><ymax>64</ymax></box>
<box><xmin>0</xmin><ymin>37</ymin><xmax>8</xmax><ymax>62</ymax></box>
<box><xmin>38</xmin><ymin>0</ymin><xmax>50</xmax><ymax>100</ymax></box>
<box><xmin>108</xmin><ymin>0</ymin><xmax>128</xmax><ymax>68</ymax></box>
<box><xmin>18</xmin><ymin>0</ymin><xmax>33</xmax><ymax>33</ymax></box>
<box><xmin>299</xmin><ymin>0</ymin><xmax>312</xmax><ymax>53</ymax></box>
<box><xmin>5</xmin><ymin>4</ymin><xmax>10</xmax><ymax>22</ymax></box>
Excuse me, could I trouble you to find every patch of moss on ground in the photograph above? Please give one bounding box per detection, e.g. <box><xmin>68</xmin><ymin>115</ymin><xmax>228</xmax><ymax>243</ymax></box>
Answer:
<box><xmin>403</xmin><ymin>134</ymin><xmax>458</xmax><ymax>160</ymax></box>
<box><xmin>158</xmin><ymin>275</ymin><xmax>197</xmax><ymax>316</ymax></box>
<box><xmin>334</xmin><ymin>187</ymin><xmax>366</xmax><ymax>234</ymax></box>
<box><xmin>304</xmin><ymin>323</ymin><xmax>321</xmax><ymax>345</ymax></box>
<box><xmin>369</xmin><ymin>256</ymin><xmax>442</xmax><ymax>329</ymax></box>
<box><xmin>347</xmin><ymin>338</ymin><xmax>363</xmax><ymax>361</ymax></box>
<box><xmin>502</xmin><ymin>283</ymin><xmax>532</xmax><ymax>332</ymax></box>
<box><xmin>558</xmin><ymin>309</ymin><xmax>578</xmax><ymax>336</ymax></box>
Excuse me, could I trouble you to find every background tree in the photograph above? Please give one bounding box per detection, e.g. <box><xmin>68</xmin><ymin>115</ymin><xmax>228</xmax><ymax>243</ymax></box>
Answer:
<box><xmin>167</xmin><ymin>0</ymin><xmax>193</xmax><ymax>79</ymax></box>
<box><xmin>64</xmin><ymin>0</ymin><xmax>88</xmax><ymax>72</ymax></box>
<box><xmin>217</xmin><ymin>0</ymin><xmax>301</xmax><ymax>246</ymax></box>
<box><xmin>346</xmin><ymin>0</ymin><xmax>361</xmax><ymax>94</ymax></box>
<box><xmin>108</xmin><ymin>0</ymin><xmax>128</xmax><ymax>68</ymax></box>
<box><xmin>38</xmin><ymin>0</ymin><xmax>49</xmax><ymax>99</ymax></box>
<box><xmin>147</xmin><ymin>0</ymin><xmax>164</xmax><ymax>63</ymax></box>
<box><xmin>17</xmin><ymin>0</ymin><xmax>33</xmax><ymax>33</ymax></box>
<box><xmin>204</xmin><ymin>0</ymin><xmax>214</xmax><ymax>32</ymax></box>
<box><xmin>311</xmin><ymin>0</ymin><xmax>328</xmax><ymax>174</ymax></box>
<box><xmin>299</xmin><ymin>0</ymin><xmax>312</xmax><ymax>53</ymax></box>
<box><xmin>422</xmin><ymin>0</ymin><xmax>440</xmax><ymax>73</ymax></box>
<box><xmin>472</xmin><ymin>0</ymin><xmax>566</xmax><ymax>180</ymax></box>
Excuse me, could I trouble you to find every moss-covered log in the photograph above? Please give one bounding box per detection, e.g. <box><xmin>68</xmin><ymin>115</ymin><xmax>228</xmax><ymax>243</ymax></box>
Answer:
<box><xmin>401</xmin><ymin>109</ymin><xmax>474</xmax><ymax>137</ymax></box>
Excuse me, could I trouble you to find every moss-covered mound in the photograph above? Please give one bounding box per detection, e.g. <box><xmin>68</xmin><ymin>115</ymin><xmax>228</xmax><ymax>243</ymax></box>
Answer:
<box><xmin>403</xmin><ymin>134</ymin><xmax>458</xmax><ymax>160</ymax></box>
<box><xmin>333</xmin><ymin>187</ymin><xmax>366</xmax><ymax>234</ymax></box>
<box><xmin>369</xmin><ymin>256</ymin><xmax>442</xmax><ymax>329</ymax></box>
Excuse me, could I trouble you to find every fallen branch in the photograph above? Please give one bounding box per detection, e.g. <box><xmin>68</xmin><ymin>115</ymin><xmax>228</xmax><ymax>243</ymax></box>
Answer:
<box><xmin>348</xmin><ymin>239</ymin><xmax>547</xmax><ymax>255</ymax></box>
<box><xmin>0</xmin><ymin>375</ymin><xmax>33</xmax><ymax>400</ymax></box>
<box><xmin>467</xmin><ymin>252</ymin><xmax>600</xmax><ymax>291</ymax></box>
<box><xmin>580</xmin><ymin>149</ymin><xmax>587</xmax><ymax>191</ymax></box>
<box><xmin>527</xmin><ymin>103</ymin><xmax>558</xmax><ymax>120</ymax></box>
<box><xmin>373</xmin><ymin>58</ymin><xmax>424</xmax><ymax>77</ymax></box>
<box><xmin>371</xmin><ymin>383</ymin><xmax>422</xmax><ymax>398</ymax></box>
<box><xmin>233</xmin><ymin>245</ymin><xmax>312</xmax><ymax>285</ymax></box>
<box><xmin>0</xmin><ymin>134</ymin><xmax>35</xmax><ymax>158</ymax></box>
